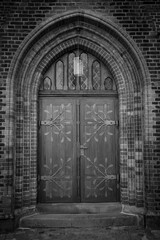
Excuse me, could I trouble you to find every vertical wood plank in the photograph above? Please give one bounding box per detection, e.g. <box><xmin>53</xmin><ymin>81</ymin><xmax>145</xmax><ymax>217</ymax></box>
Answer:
<box><xmin>38</xmin><ymin>97</ymin><xmax>77</xmax><ymax>202</ymax></box>
<box><xmin>80</xmin><ymin>98</ymin><xmax>119</xmax><ymax>202</ymax></box>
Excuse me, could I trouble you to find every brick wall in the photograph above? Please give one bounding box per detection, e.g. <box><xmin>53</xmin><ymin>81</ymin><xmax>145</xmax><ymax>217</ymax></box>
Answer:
<box><xmin>0</xmin><ymin>0</ymin><xmax>160</xmax><ymax>220</ymax></box>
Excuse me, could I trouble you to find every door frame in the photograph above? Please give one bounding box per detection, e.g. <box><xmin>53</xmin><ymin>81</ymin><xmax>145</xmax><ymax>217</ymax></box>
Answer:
<box><xmin>6</xmin><ymin>10</ymin><xmax>148</xmax><ymax>215</ymax></box>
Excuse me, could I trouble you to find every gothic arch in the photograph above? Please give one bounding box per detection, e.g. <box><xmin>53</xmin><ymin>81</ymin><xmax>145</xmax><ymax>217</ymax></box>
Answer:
<box><xmin>6</xmin><ymin>10</ymin><xmax>150</xmax><ymax>213</ymax></box>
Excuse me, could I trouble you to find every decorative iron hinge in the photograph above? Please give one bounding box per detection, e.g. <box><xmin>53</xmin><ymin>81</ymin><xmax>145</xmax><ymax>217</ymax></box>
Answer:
<box><xmin>40</xmin><ymin>119</ymin><xmax>61</xmax><ymax>126</ymax></box>
<box><xmin>104</xmin><ymin>120</ymin><xmax>119</xmax><ymax>126</ymax></box>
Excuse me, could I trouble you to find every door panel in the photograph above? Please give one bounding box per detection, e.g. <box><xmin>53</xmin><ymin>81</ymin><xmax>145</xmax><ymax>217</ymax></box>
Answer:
<box><xmin>38</xmin><ymin>97</ymin><xmax>119</xmax><ymax>203</ymax></box>
<box><xmin>80</xmin><ymin>99</ymin><xmax>119</xmax><ymax>202</ymax></box>
<box><xmin>38</xmin><ymin>98</ymin><xmax>77</xmax><ymax>202</ymax></box>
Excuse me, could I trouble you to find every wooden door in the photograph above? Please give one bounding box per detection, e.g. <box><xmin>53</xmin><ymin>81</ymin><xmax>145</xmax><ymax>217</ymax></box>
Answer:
<box><xmin>80</xmin><ymin>98</ymin><xmax>119</xmax><ymax>202</ymax></box>
<box><xmin>38</xmin><ymin>98</ymin><xmax>77</xmax><ymax>202</ymax></box>
<box><xmin>38</xmin><ymin>97</ymin><xmax>119</xmax><ymax>203</ymax></box>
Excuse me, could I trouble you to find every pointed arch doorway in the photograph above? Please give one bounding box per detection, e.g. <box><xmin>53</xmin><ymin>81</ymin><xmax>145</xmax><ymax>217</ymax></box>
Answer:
<box><xmin>38</xmin><ymin>49</ymin><xmax>119</xmax><ymax>203</ymax></box>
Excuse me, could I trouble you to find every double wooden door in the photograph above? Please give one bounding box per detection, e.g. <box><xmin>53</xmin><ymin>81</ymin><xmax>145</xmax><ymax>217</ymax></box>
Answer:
<box><xmin>38</xmin><ymin>97</ymin><xmax>119</xmax><ymax>203</ymax></box>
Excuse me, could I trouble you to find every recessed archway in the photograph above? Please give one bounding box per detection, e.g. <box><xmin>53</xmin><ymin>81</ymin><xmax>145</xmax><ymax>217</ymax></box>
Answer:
<box><xmin>38</xmin><ymin>49</ymin><xmax>119</xmax><ymax>203</ymax></box>
<box><xmin>6</xmin><ymin>10</ymin><xmax>150</xmax><ymax>215</ymax></box>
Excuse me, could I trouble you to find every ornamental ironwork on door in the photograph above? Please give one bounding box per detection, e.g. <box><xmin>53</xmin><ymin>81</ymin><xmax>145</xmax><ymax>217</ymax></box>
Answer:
<box><xmin>38</xmin><ymin>98</ymin><xmax>77</xmax><ymax>202</ymax></box>
<box><xmin>80</xmin><ymin>99</ymin><xmax>119</xmax><ymax>202</ymax></box>
<box><xmin>38</xmin><ymin>97</ymin><xmax>119</xmax><ymax>203</ymax></box>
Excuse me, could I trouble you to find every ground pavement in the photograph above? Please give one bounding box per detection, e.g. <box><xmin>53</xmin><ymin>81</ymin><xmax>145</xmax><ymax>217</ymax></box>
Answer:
<box><xmin>1</xmin><ymin>227</ymin><xmax>160</xmax><ymax>240</ymax></box>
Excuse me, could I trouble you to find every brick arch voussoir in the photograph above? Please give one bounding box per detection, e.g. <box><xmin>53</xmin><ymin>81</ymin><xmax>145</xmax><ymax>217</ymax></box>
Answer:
<box><xmin>11</xmin><ymin>21</ymin><xmax>145</xmax><ymax>105</ymax></box>
<box><xmin>8</xmin><ymin>11</ymin><xmax>150</xmax><ymax>116</ymax></box>
<box><xmin>10</xmin><ymin>10</ymin><xmax>150</xmax><ymax>91</ymax></box>
<box><xmin>26</xmin><ymin>37</ymin><xmax>132</xmax><ymax>100</ymax></box>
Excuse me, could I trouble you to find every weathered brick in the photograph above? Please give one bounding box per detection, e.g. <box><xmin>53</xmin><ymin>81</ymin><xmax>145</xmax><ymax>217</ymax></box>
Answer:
<box><xmin>0</xmin><ymin>0</ymin><xmax>160</xmax><ymax>221</ymax></box>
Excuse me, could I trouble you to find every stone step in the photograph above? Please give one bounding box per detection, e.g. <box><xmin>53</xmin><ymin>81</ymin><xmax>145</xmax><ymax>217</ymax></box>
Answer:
<box><xmin>20</xmin><ymin>203</ymin><xmax>143</xmax><ymax>228</ymax></box>
<box><xmin>37</xmin><ymin>202</ymin><xmax>122</xmax><ymax>214</ymax></box>
<box><xmin>20</xmin><ymin>213</ymin><xmax>140</xmax><ymax>228</ymax></box>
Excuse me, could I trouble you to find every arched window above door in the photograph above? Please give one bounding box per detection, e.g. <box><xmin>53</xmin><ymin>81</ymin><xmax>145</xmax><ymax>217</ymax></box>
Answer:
<box><xmin>39</xmin><ymin>50</ymin><xmax>117</xmax><ymax>93</ymax></box>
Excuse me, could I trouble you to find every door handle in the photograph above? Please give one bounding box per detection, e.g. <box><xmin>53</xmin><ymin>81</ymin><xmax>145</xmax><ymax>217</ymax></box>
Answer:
<box><xmin>80</xmin><ymin>145</ymin><xmax>88</xmax><ymax>156</ymax></box>
<box><xmin>80</xmin><ymin>145</ymin><xmax>88</xmax><ymax>149</ymax></box>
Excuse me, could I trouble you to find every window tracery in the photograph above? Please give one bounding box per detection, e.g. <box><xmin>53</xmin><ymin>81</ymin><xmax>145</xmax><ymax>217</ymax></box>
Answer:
<box><xmin>40</xmin><ymin>50</ymin><xmax>117</xmax><ymax>92</ymax></box>
<box><xmin>56</xmin><ymin>61</ymin><xmax>64</xmax><ymax>90</ymax></box>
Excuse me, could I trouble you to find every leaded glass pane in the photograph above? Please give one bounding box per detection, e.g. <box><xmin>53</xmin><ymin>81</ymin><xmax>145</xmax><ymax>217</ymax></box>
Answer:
<box><xmin>104</xmin><ymin>77</ymin><xmax>113</xmax><ymax>90</ymax></box>
<box><xmin>43</xmin><ymin>77</ymin><xmax>52</xmax><ymax>90</ymax></box>
<box><xmin>80</xmin><ymin>53</ymin><xmax>88</xmax><ymax>90</ymax></box>
<box><xmin>92</xmin><ymin>61</ymin><xmax>100</xmax><ymax>90</ymax></box>
<box><xmin>56</xmin><ymin>61</ymin><xmax>64</xmax><ymax>90</ymax></box>
<box><xmin>41</xmin><ymin>51</ymin><xmax>117</xmax><ymax>93</ymax></box>
<box><xmin>68</xmin><ymin>53</ymin><xmax>76</xmax><ymax>90</ymax></box>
